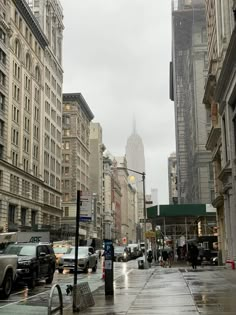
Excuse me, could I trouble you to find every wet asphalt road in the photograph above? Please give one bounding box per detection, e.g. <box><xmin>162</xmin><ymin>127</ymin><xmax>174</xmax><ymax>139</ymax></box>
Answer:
<box><xmin>0</xmin><ymin>259</ymin><xmax>133</xmax><ymax>312</ymax></box>
<box><xmin>1</xmin><ymin>261</ymin><xmax>236</xmax><ymax>314</ymax></box>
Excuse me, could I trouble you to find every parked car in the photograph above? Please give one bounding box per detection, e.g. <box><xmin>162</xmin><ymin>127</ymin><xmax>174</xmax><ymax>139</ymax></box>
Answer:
<box><xmin>0</xmin><ymin>254</ymin><xmax>17</xmax><ymax>298</ymax></box>
<box><xmin>4</xmin><ymin>243</ymin><xmax>56</xmax><ymax>289</ymax></box>
<box><xmin>114</xmin><ymin>246</ymin><xmax>129</xmax><ymax>262</ymax></box>
<box><xmin>58</xmin><ymin>246</ymin><xmax>97</xmax><ymax>273</ymax></box>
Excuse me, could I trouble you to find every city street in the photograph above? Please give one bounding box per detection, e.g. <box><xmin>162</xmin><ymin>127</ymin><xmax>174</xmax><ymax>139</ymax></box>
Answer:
<box><xmin>0</xmin><ymin>259</ymin><xmax>135</xmax><ymax>313</ymax></box>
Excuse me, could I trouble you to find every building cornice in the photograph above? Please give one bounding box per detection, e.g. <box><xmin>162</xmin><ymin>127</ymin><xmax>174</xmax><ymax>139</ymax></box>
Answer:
<box><xmin>212</xmin><ymin>195</ymin><xmax>224</xmax><ymax>209</ymax></box>
<box><xmin>206</xmin><ymin>126</ymin><xmax>221</xmax><ymax>151</ymax></box>
<box><xmin>13</xmin><ymin>0</ymin><xmax>48</xmax><ymax>48</ymax></box>
<box><xmin>63</xmin><ymin>93</ymin><xmax>94</xmax><ymax>121</ymax></box>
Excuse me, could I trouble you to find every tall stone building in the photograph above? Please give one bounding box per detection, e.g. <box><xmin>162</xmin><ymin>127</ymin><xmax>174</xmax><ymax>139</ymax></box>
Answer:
<box><xmin>0</xmin><ymin>0</ymin><xmax>63</xmax><ymax>234</ymax></box>
<box><xmin>89</xmin><ymin>122</ymin><xmax>105</xmax><ymax>241</ymax></box>
<box><xmin>204</xmin><ymin>0</ymin><xmax>236</xmax><ymax>263</ymax></box>
<box><xmin>102</xmin><ymin>153</ymin><xmax>122</xmax><ymax>243</ymax></box>
<box><xmin>61</xmin><ymin>93</ymin><xmax>94</xmax><ymax>239</ymax></box>
<box><xmin>168</xmin><ymin>152</ymin><xmax>178</xmax><ymax>204</ymax></box>
<box><xmin>170</xmin><ymin>0</ymin><xmax>213</xmax><ymax>204</ymax></box>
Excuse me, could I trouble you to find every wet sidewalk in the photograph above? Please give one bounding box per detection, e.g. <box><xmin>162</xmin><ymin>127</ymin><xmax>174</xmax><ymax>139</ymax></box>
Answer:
<box><xmin>64</xmin><ymin>265</ymin><xmax>236</xmax><ymax>315</ymax></box>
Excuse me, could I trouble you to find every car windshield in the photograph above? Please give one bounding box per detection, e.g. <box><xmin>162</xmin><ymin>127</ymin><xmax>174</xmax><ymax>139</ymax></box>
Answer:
<box><xmin>115</xmin><ymin>247</ymin><xmax>125</xmax><ymax>253</ymax></box>
<box><xmin>67</xmin><ymin>247</ymin><xmax>89</xmax><ymax>256</ymax></box>
<box><xmin>53</xmin><ymin>247</ymin><xmax>70</xmax><ymax>254</ymax></box>
<box><xmin>4</xmin><ymin>245</ymin><xmax>36</xmax><ymax>256</ymax></box>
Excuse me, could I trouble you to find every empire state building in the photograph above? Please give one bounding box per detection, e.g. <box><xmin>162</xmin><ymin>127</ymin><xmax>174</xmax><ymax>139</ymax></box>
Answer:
<box><xmin>125</xmin><ymin>121</ymin><xmax>145</xmax><ymax>192</ymax></box>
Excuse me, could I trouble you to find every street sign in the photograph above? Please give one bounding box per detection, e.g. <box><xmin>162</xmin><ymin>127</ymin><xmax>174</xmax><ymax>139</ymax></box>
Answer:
<box><xmin>79</xmin><ymin>216</ymin><xmax>92</xmax><ymax>222</ymax></box>
<box><xmin>145</xmin><ymin>231</ymin><xmax>156</xmax><ymax>238</ymax></box>
<box><xmin>80</xmin><ymin>191</ymin><xmax>92</xmax><ymax>218</ymax></box>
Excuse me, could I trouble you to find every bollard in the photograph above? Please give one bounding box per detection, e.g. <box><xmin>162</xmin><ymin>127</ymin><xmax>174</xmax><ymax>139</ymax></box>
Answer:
<box><xmin>23</xmin><ymin>285</ymin><xmax>28</xmax><ymax>299</ymax></box>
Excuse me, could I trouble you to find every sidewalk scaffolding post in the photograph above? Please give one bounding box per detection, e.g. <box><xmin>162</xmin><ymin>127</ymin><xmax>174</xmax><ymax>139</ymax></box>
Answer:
<box><xmin>73</xmin><ymin>190</ymin><xmax>81</xmax><ymax>312</ymax></box>
<box><xmin>142</xmin><ymin>172</ymin><xmax>148</xmax><ymax>268</ymax></box>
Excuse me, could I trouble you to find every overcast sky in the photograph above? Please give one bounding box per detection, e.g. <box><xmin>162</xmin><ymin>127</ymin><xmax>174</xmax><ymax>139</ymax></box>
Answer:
<box><xmin>60</xmin><ymin>0</ymin><xmax>175</xmax><ymax>205</ymax></box>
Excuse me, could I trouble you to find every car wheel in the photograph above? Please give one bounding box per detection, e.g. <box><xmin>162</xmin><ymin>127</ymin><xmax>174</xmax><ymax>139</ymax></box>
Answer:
<box><xmin>28</xmin><ymin>271</ymin><xmax>37</xmax><ymax>289</ymax></box>
<box><xmin>0</xmin><ymin>271</ymin><xmax>13</xmax><ymax>299</ymax></box>
<box><xmin>46</xmin><ymin>269</ymin><xmax>54</xmax><ymax>284</ymax></box>
<box><xmin>92</xmin><ymin>262</ymin><xmax>97</xmax><ymax>272</ymax></box>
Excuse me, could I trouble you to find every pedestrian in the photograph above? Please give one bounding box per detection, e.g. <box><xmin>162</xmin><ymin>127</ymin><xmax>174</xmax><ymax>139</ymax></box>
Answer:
<box><xmin>168</xmin><ymin>250</ymin><xmax>174</xmax><ymax>268</ymax></box>
<box><xmin>147</xmin><ymin>250</ymin><xmax>153</xmax><ymax>267</ymax></box>
<box><xmin>162</xmin><ymin>250</ymin><xmax>168</xmax><ymax>268</ymax></box>
<box><xmin>189</xmin><ymin>243</ymin><xmax>199</xmax><ymax>270</ymax></box>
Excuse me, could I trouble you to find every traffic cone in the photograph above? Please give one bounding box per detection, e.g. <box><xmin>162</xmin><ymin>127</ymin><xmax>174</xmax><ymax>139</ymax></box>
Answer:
<box><xmin>101</xmin><ymin>259</ymin><xmax>105</xmax><ymax>280</ymax></box>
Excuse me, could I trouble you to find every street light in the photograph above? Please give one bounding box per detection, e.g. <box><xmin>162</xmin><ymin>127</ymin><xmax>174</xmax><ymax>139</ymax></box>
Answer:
<box><xmin>118</xmin><ymin>166</ymin><xmax>148</xmax><ymax>268</ymax></box>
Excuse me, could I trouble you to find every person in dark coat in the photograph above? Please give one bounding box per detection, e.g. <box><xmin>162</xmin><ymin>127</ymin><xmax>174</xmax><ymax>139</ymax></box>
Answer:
<box><xmin>189</xmin><ymin>244</ymin><xmax>199</xmax><ymax>270</ymax></box>
<box><xmin>147</xmin><ymin>250</ymin><xmax>153</xmax><ymax>267</ymax></box>
<box><xmin>162</xmin><ymin>250</ymin><xmax>169</xmax><ymax>267</ymax></box>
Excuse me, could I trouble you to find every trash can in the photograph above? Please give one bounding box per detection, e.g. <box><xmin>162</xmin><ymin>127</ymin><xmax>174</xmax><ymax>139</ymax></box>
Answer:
<box><xmin>138</xmin><ymin>258</ymin><xmax>144</xmax><ymax>269</ymax></box>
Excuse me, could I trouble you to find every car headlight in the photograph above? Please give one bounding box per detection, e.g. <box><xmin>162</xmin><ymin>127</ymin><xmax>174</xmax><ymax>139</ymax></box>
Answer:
<box><xmin>78</xmin><ymin>258</ymin><xmax>86</xmax><ymax>263</ymax></box>
<box><xmin>123</xmin><ymin>252</ymin><xmax>127</xmax><ymax>258</ymax></box>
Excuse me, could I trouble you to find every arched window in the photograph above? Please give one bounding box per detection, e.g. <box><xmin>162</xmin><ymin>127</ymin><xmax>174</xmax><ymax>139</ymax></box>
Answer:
<box><xmin>26</xmin><ymin>53</ymin><xmax>31</xmax><ymax>71</ymax></box>
<box><xmin>14</xmin><ymin>39</ymin><xmax>21</xmax><ymax>58</ymax></box>
<box><xmin>35</xmin><ymin>66</ymin><xmax>40</xmax><ymax>83</ymax></box>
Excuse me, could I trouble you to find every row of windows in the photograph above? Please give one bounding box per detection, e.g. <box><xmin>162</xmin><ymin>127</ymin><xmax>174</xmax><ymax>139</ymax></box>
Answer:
<box><xmin>14</xmin><ymin>10</ymin><xmax>41</xmax><ymax>60</ymax></box>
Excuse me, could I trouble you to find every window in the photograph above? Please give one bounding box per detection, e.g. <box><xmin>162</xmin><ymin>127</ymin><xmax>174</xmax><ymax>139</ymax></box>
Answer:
<box><xmin>12</xmin><ymin>106</ymin><xmax>19</xmax><ymax>123</ymax></box>
<box><xmin>222</xmin><ymin>115</ymin><xmax>228</xmax><ymax>162</ymax></box>
<box><xmin>34</xmin><ymin>106</ymin><xmax>39</xmax><ymax>121</ymax></box>
<box><xmin>12</xmin><ymin>151</ymin><xmax>18</xmax><ymax>166</ymax></box>
<box><xmin>12</xmin><ymin>128</ymin><xmax>19</xmax><ymax>145</ymax></box>
<box><xmin>0</xmin><ymin>92</ymin><xmax>5</xmax><ymax>111</ymax></box>
<box><xmin>26</xmin><ymin>53</ymin><xmax>31</xmax><ymax>71</ymax></box>
<box><xmin>23</xmin><ymin>137</ymin><xmax>29</xmax><ymax>153</ymax></box>
<box><xmin>32</xmin><ymin>184</ymin><xmax>39</xmax><ymax>201</ymax></box>
<box><xmin>64</xmin><ymin>207</ymin><xmax>69</xmax><ymax>217</ymax></box>
<box><xmin>13</xmin><ymin>85</ymin><xmax>20</xmax><ymax>101</ymax></box>
<box><xmin>14</xmin><ymin>39</ymin><xmax>21</xmax><ymax>58</ymax></box>
<box><xmin>19</xmin><ymin>17</ymin><xmax>22</xmax><ymax>31</ymax></box>
<box><xmin>34</xmin><ymin>86</ymin><xmax>40</xmax><ymax>102</ymax></box>
<box><xmin>13</xmin><ymin>62</ymin><xmax>20</xmax><ymax>80</ymax></box>
<box><xmin>23</xmin><ymin>158</ymin><xmax>29</xmax><ymax>172</ymax></box>
<box><xmin>25</xmin><ymin>75</ymin><xmax>31</xmax><ymax>91</ymax></box>
<box><xmin>0</xmin><ymin>49</ymin><xmax>6</xmax><ymax>65</ymax></box>
<box><xmin>14</xmin><ymin>10</ymin><xmax>18</xmax><ymax>24</ymax></box>
<box><xmin>0</xmin><ymin>70</ymin><xmax>5</xmax><ymax>86</ymax></box>
<box><xmin>24</xmin><ymin>96</ymin><xmax>30</xmax><ymax>112</ymax></box>
<box><xmin>0</xmin><ymin>119</ymin><xmax>4</xmax><ymax>137</ymax></box>
<box><xmin>21</xmin><ymin>208</ymin><xmax>26</xmax><ymax>226</ymax></box>
<box><xmin>31</xmin><ymin>211</ymin><xmax>37</xmax><ymax>226</ymax></box>
<box><xmin>25</xmin><ymin>26</ymin><xmax>28</xmax><ymax>41</ymax></box>
<box><xmin>0</xmin><ymin>28</ymin><xmax>6</xmax><ymax>43</ymax></box>
<box><xmin>35</xmin><ymin>66</ymin><xmax>40</xmax><ymax>83</ymax></box>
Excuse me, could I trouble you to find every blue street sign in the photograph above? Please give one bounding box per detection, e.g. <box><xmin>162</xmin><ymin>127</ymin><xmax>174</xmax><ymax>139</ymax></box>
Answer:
<box><xmin>79</xmin><ymin>216</ymin><xmax>92</xmax><ymax>222</ymax></box>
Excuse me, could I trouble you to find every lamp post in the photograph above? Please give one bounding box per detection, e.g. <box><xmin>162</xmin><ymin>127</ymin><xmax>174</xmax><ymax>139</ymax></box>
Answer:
<box><xmin>122</xmin><ymin>167</ymin><xmax>148</xmax><ymax>268</ymax></box>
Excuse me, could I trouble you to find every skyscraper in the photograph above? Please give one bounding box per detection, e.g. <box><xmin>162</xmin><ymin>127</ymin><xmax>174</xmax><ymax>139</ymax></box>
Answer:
<box><xmin>125</xmin><ymin>120</ymin><xmax>145</xmax><ymax>192</ymax></box>
<box><xmin>170</xmin><ymin>0</ymin><xmax>213</xmax><ymax>204</ymax></box>
<box><xmin>125</xmin><ymin>120</ymin><xmax>145</xmax><ymax>233</ymax></box>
